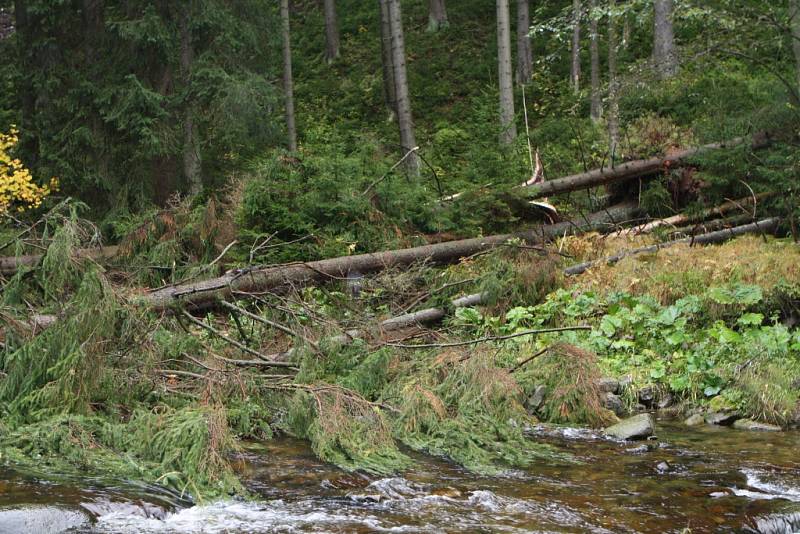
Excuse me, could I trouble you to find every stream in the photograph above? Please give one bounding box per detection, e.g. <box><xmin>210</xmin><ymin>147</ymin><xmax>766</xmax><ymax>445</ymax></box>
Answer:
<box><xmin>1</xmin><ymin>420</ymin><xmax>799</xmax><ymax>533</ymax></box>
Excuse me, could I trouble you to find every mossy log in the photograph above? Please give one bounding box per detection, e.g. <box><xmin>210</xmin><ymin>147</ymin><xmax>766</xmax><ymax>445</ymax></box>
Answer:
<box><xmin>524</xmin><ymin>133</ymin><xmax>770</xmax><ymax>200</ymax></box>
<box><xmin>141</xmin><ymin>202</ymin><xmax>640</xmax><ymax>311</ymax></box>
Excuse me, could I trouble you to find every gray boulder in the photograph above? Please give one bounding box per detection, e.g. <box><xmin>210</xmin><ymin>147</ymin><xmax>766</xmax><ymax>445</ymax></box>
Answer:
<box><xmin>732</xmin><ymin>419</ymin><xmax>782</xmax><ymax>432</ymax></box>
<box><xmin>604</xmin><ymin>413</ymin><xmax>655</xmax><ymax>440</ymax></box>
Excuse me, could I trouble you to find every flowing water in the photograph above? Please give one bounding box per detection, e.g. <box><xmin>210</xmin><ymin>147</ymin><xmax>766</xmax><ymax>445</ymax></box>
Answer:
<box><xmin>2</xmin><ymin>420</ymin><xmax>800</xmax><ymax>533</ymax></box>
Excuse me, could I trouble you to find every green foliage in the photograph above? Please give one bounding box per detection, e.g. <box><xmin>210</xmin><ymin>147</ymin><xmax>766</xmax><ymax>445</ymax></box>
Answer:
<box><xmin>386</xmin><ymin>351</ymin><xmax>563</xmax><ymax>474</ymax></box>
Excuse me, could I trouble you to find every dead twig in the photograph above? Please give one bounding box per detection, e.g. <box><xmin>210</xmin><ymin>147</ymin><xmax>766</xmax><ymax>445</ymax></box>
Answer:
<box><xmin>509</xmin><ymin>346</ymin><xmax>551</xmax><ymax>373</ymax></box>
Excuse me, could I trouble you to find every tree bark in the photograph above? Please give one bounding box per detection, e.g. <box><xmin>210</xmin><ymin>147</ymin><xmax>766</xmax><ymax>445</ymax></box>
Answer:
<box><xmin>180</xmin><ymin>10</ymin><xmax>202</xmax><ymax>195</ymax></box>
<box><xmin>323</xmin><ymin>0</ymin><xmax>340</xmax><ymax>63</ymax></box>
<box><xmin>571</xmin><ymin>0</ymin><xmax>582</xmax><ymax>93</ymax></box>
<box><xmin>564</xmin><ymin>218</ymin><xmax>780</xmax><ymax>276</ymax></box>
<box><xmin>523</xmin><ymin>134</ymin><xmax>770</xmax><ymax>200</ymax></box>
<box><xmin>589</xmin><ymin>0</ymin><xmax>601</xmax><ymax>121</ymax></box>
<box><xmin>607</xmin><ymin>0</ymin><xmax>620</xmax><ymax>155</ymax></box>
<box><xmin>792</xmin><ymin>0</ymin><xmax>800</xmax><ymax>96</ymax></box>
<box><xmin>653</xmin><ymin>0</ymin><xmax>678</xmax><ymax>80</ymax></box>
<box><xmin>141</xmin><ymin>203</ymin><xmax>638</xmax><ymax>311</ymax></box>
<box><xmin>496</xmin><ymin>0</ymin><xmax>517</xmax><ymax>144</ymax></box>
<box><xmin>379</xmin><ymin>0</ymin><xmax>397</xmax><ymax>118</ymax></box>
<box><xmin>515</xmin><ymin>0</ymin><xmax>532</xmax><ymax>86</ymax></box>
<box><xmin>387</xmin><ymin>0</ymin><xmax>419</xmax><ymax>174</ymax></box>
<box><xmin>427</xmin><ymin>0</ymin><xmax>449</xmax><ymax>32</ymax></box>
<box><xmin>281</xmin><ymin>0</ymin><xmax>298</xmax><ymax>152</ymax></box>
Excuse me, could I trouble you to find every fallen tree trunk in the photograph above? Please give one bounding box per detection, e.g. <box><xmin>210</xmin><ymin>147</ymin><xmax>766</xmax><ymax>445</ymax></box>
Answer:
<box><xmin>524</xmin><ymin>134</ymin><xmax>770</xmax><ymax>200</ymax></box>
<box><xmin>668</xmin><ymin>213</ymin><xmax>754</xmax><ymax>238</ymax></box>
<box><xmin>564</xmin><ymin>218</ymin><xmax>780</xmax><ymax>276</ymax></box>
<box><xmin>617</xmin><ymin>193</ymin><xmax>773</xmax><ymax>236</ymax></box>
<box><xmin>141</xmin><ymin>202</ymin><xmax>640</xmax><ymax>311</ymax></box>
<box><xmin>268</xmin><ymin>217</ymin><xmax>780</xmax><ymax>356</ymax></box>
<box><xmin>0</xmin><ymin>246</ymin><xmax>119</xmax><ymax>277</ymax></box>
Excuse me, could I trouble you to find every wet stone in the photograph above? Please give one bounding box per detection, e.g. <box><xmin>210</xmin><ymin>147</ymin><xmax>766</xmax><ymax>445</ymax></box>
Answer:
<box><xmin>657</xmin><ymin>393</ymin><xmax>674</xmax><ymax>410</ymax></box>
<box><xmin>655</xmin><ymin>461</ymin><xmax>670</xmax><ymax>473</ymax></box>
<box><xmin>732</xmin><ymin>419</ymin><xmax>782</xmax><ymax>432</ymax></box>
<box><xmin>705</xmin><ymin>411</ymin><xmax>741</xmax><ymax>426</ymax></box>
<box><xmin>604</xmin><ymin>413</ymin><xmax>655</xmax><ymax>441</ymax></box>
<box><xmin>684</xmin><ymin>414</ymin><xmax>705</xmax><ymax>427</ymax></box>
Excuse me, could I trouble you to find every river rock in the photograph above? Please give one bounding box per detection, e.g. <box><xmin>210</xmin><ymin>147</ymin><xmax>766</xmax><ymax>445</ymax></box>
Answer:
<box><xmin>705</xmin><ymin>411</ymin><xmax>741</xmax><ymax>426</ymax></box>
<box><xmin>604</xmin><ymin>413</ymin><xmax>655</xmax><ymax>440</ymax></box>
<box><xmin>603</xmin><ymin>392</ymin><xmax>626</xmax><ymax>417</ymax></box>
<box><xmin>638</xmin><ymin>386</ymin><xmax>655</xmax><ymax>406</ymax></box>
<box><xmin>657</xmin><ymin>393</ymin><xmax>674</xmax><ymax>409</ymax></box>
<box><xmin>732</xmin><ymin>419</ymin><xmax>782</xmax><ymax>432</ymax></box>
<box><xmin>618</xmin><ymin>375</ymin><xmax>633</xmax><ymax>390</ymax></box>
<box><xmin>596</xmin><ymin>378</ymin><xmax>620</xmax><ymax>394</ymax></box>
<box><xmin>525</xmin><ymin>385</ymin><xmax>547</xmax><ymax>414</ymax></box>
<box><xmin>684</xmin><ymin>413</ymin><xmax>705</xmax><ymax>426</ymax></box>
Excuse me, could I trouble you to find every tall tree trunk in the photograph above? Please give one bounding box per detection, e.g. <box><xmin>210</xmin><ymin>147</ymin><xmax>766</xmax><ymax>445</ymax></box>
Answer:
<box><xmin>589</xmin><ymin>0</ymin><xmax>601</xmax><ymax>121</ymax></box>
<box><xmin>571</xmin><ymin>0</ymin><xmax>582</xmax><ymax>93</ymax></box>
<box><xmin>379</xmin><ymin>0</ymin><xmax>397</xmax><ymax>118</ymax></box>
<box><xmin>496</xmin><ymin>0</ymin><xmax>517</xmax><ymax>144</ymax></box>
<box><xmin>323</xmin><ymin>0</ymin><xmax>340</xmax><ymax>63</ymax></box>
<box><xmin>607</xmin><ymin>0</ymin><xmax>620</xmax><ymax>155</ymax></box>
<box><xmin>653</xmin><ymin>0</ymin><xmax>678</xmax><ymax>79</ymax></box>
<box><xmin>180</xmin><ymin>10</ymin><xmax>202</xmax><ymax>195</ymax></box>
<box><xmin>280</xmin><ymin>0</ymin><xmax>297</xmax><ymax>152</ymax></box>
<box><xmin>387</xmin><ymin>0</ymin><xmax>419</xmax><ymax>175</ymax></box>
<box><xmin>515</xmin><ymin>0</ymin><xmax>532</xmax><ymax>85</ymax></box>
<box><xmin>427</xmin><ymin>0</ymin><xmax>448</xmax><ymax>32</ymax></box>
<box><xmin>13</xmin><ymin>0</ymin><xmax>38</xmax><ymax>162</ymax></box>
<box><xmin>792</xmin><ymin>0</ymin><xmax>800</xmax><ymax>97</ymax></box>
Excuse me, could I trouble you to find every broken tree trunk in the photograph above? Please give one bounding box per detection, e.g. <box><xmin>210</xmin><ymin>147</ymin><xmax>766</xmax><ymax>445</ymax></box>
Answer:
<box><xmin>523</xmin><ymin>134</ymin><xmax>770</xmax><ymax>200</ymax></box>
<box><xmin>0</xmin><ymin>246</ymin><xmax>119</xmax><ymax>277</ymax></box>
<box><xmin>141</xmin><ymin>202</ymin><xmax>639</xmax><ymax>311</ymax></box>
<box><xmin>564</xmin><ymin>218</ymin><xmax>780</xmax><ymax>276</ymax></box>
<box><xmin>617</xmin><ymin>193</ymin><xmax>774</xmax><ymax>236</ymax></box>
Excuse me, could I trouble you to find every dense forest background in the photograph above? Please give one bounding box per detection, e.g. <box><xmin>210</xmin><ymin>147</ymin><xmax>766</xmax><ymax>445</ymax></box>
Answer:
<box><xmin>0</xmin><ymin>0</ymin><xmax>798</xmax><ymax>257</ymax></box>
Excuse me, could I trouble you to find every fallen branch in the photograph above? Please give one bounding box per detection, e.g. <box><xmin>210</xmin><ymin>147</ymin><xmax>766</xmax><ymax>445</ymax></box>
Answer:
<box><xmin>180</xmin><ymin>310</ymin><xmax>297</xmax><ymax>368</ymax></box>
<box><xmin>509</xmin><ymin>346</ymin><xmax>551</xmax><ymax>373</ymax></box>
<box><xmin>141</xmin><ymin>202</ymin><xmax>639</xmax><ymax>311</ymax></box>
<box><xmin>384</xmin><ymin>325</ymin><xmax>592</xmax><ymax>349</ymax></box>
<box><xmin>564</xmin><ymin>217</ymin><xmax>780</xmax><ymax>276</ymax></box>
<box><xmin>219</xmin><ymin>300</ymin><xmax>320</xmax><ymax>351</ymax></box>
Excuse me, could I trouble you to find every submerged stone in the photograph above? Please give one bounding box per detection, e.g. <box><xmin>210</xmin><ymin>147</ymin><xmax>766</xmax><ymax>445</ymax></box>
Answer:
<box><xmin>604</xmin><ymin>413</ymin><xmax>655</xmax><ymax>440</ymax></box>
<box><xmin>684</xmin><ymin>414</ymin><xmax>705</xmax><ymax>426</ymax></box>
<box><xmin>732</xmin><ymin>419</ymin><xmax>782</xmax><ymax>432</ymax></box>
